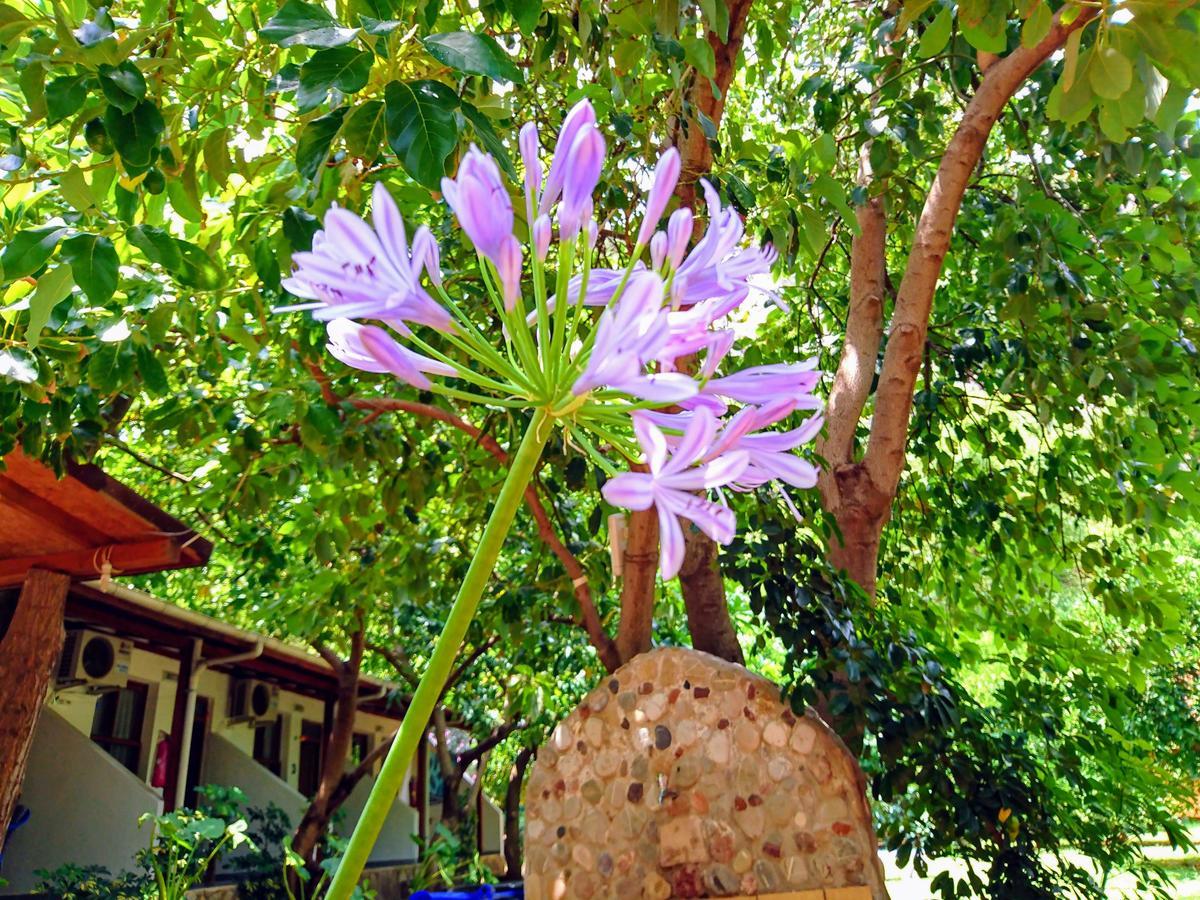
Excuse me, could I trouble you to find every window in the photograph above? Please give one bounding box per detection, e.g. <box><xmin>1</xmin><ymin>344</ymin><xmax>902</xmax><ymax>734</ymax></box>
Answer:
<box><xmin>297</xmin><ymin>719</ymin><xmax>323</xmax><ymax>797</ymax></box>
<box><xmin>253</xmin><ymin>715</ymin><xmax>283</xmax><ymax>777</ymax></box>
<box><xmin>91</xmin><ymin>681</ymin><xmax>148</xmax><ymax>775</ymax></box>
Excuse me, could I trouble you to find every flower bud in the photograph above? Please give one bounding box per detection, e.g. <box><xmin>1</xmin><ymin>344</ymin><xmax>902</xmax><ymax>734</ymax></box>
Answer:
<box><xmin>587</xmin><ymin>219</ymin><xmax>599</xmax><ymax>249</ymax></box>
<box><xmin>441</xmin><ymin>146</ymin><xmax>513</xmax><ymax>263</ymax></box>
<box><xmin>519</xmin><ymin>122</ymin><xmax>541</xmax><ymax>210</ymax></box>
<box><xmin>666</xmin><ymin>208</ymin><xmax>693</xmax><ymax>268</ymax></box>
<box><xmin>650</xmin><ymin>231</ymin><xmax>667</xmax><ymax>270</ymax></box>
<box><xmin>540</xmin><ymin>99</ymin><xmax>597</xmax><ymax>215</ymax></box>
<box><xmin>497</xmin><ymin>234</ymin><xmax>523</xmax><ymax>311</ymax></box>
<box><xmin>410</xmin><ymin>225</ymin><xmax>442</xmax><ymax>287</ymax></box>
<box><xmin>636</xmin><ymin>147</ymin><xmax>680</xmax><ymax>248</ymax></box>
<box><xmin>533</xmin><ymin>214</ymin><xmax>552</xmax><ymax>261</ymax></box>
<box><xmin>559</xmin><ymin>124</ymin><xmax>605</xmax><ymax>238</ymax></box>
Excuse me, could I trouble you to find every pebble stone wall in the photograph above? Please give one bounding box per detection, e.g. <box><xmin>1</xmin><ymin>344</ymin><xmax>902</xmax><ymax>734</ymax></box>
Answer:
<box><xmin>523</xmin><ymin>648</ymin><xmax>888</xmax><ymax>900</ymax></box>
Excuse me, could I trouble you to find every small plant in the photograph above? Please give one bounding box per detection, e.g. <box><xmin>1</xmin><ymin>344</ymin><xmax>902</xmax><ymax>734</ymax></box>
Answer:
<box><xmin>406</xmin><ymin>824</ymin><xmax>492</xmax><ymax>892</ymax></box>
<box><xmin>137</xmin><ymin>808</ymin><xmax>254</xmax><ymax>900</ymax></box>
<box><xmin>33</xmin><ymin>863</ymin><xmax>146</xmax><ymax>899</ymax></box>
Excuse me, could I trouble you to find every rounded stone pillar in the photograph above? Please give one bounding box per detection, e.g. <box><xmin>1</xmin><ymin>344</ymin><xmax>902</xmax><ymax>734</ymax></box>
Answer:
<box><xmin>523</xmin><ymin>648</ymin><xmax>887</xmax><ymax>899</ymax></box>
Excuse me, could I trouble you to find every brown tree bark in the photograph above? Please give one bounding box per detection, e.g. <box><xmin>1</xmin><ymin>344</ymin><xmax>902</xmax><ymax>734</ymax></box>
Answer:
<box><xmin>679</xmin><ymin>526</ymin><xmax>744</xmax><ymax>663</ymax></box>
<box><xmin>0</xmin><ymin>569</ymin><xmax>70</xmax><ymax>853</ymax></box>
<box><xmin>502</xmin><ymin>746</ymin><xmax>534</xmax><ymax>878</ymax></box>
<box><xmin>820</xmin><ymin>7</ymin><xmax>1100</xmax><ymax>598</ymax></box>
<box><xmin>291</xmin><ymin>622</ymin><xmax>366</xmax><ymax>867</ymax></box>
<box><xmin>615</xmin><ymin>508</ymin><xmax>658</xmax><ymax>662</ymax></box>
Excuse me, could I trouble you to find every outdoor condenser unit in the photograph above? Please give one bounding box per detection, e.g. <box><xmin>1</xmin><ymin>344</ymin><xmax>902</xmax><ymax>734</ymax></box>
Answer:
<box><xmin>56</xmin><ymin>629</ymin><xmax>132</xmax><ymax>689</ymax></box>
<box><xmin>228</xmin><ymin>678</ymin><xmax>279</xmax><ymax>722</ymax></box>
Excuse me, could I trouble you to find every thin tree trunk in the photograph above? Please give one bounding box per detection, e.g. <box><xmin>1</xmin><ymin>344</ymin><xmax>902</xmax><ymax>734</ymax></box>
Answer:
<box><xmin>615</xmin><ymin>508</ymin><xmax>659</xmax><ymax>662</ymax></box>
<box><xmin>0</xmin><ymin>569</ymin><xmax>70</xmax><ymax>852</ymax></box>
<box><xmin>291</xmin><ymin>626</ymin><xmax>365</xmax><ymax>867</ymax></box>
<box><xmin>679</xmin><ymin>527</ymin><xmax>744</xmax><ymax>663</ymax></box>
<box><xmin>615</xmin><ymin>0</ymin><xmax>758</xmax><ymax>662</ymax></box>
<box><xmin>503</xmin><ymin>746</ymin><xmax>534</xmax><ymax>878</ymax></box>
<box><xmin>820</xmin><ymin>7</ymin><xmax>1100</xmax><ymax>601</ymax></box>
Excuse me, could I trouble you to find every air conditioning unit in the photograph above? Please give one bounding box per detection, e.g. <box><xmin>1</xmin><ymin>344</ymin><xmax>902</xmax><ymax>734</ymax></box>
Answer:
<box><xmin>56</xmin><ymin>629</ymin><xmax>131</xmax><ymax>689</ymax></box>
<box><xmin>228</xmin><ymin>678</ymin><xmax>279</xmax><ymax>722</ymax></box>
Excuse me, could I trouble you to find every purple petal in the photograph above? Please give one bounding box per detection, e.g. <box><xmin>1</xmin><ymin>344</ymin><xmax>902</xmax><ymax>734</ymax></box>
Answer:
<box><xmin>656</xmin><ymin>503</ymin><xmax>686</xmax><ymax>580</ymax></box>
<box><xmin>601</xmin><ymin>473</ymin><xmax>656</xmax><ymax>511</ymax></box>
<box><xmin>633</xmin><ymin>414</ymin><xmax>669</xmax><ymax>473</ymax></box>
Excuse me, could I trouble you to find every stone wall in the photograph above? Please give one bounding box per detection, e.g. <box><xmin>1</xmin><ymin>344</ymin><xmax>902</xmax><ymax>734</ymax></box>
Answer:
<box><xmin>523</xmin><ymin>648</ymin><xmax>887</xmax><ymax>899</ymax></box>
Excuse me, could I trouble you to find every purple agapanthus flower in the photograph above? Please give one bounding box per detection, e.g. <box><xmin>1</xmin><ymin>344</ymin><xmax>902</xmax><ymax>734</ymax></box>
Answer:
<box><xmin>282</xmin><ymin>98</ymin><xmax>824</xmax><ymax>582</ymax></box>
<box><xmin>602</xmin><ymin>411</ymin><xmax>749</xmax><ymax>579</ymax></box>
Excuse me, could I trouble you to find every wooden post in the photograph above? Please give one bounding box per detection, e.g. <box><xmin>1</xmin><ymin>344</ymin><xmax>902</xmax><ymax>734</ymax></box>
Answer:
<box><xmin>162</xmin><ymin>641</ymin><xmax>197</xmax><ymax>812</ymax></box>
<box><xmin>416</xmin><ymin>727</ymin><xmax>428</xmax><ymax>857</ymax></box>
<box><xmin>0</xmin><ymin>569</ymin><xmax>70</xmax><ymax>852</ymax></box>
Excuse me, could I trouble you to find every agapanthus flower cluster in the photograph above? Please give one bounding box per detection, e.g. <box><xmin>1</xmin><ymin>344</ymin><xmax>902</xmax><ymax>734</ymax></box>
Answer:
<box><xmin>283</xmin><ymin>100</ymin><xmax>822</xmax><ymax>579</ymax></box>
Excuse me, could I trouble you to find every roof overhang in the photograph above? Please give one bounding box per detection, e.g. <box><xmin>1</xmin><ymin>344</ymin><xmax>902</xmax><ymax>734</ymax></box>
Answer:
<box><xmin>0</xmin><ymin>449</ymin><xmax>211</xmax><ymax>588</ymax></box>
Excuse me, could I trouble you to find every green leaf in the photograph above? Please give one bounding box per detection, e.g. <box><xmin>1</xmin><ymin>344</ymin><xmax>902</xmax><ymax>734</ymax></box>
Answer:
<box><xmin>104</xmin><ymin>101</ymin><xmax>165</xmax><ymax>168</ymax></box>
<box><xmin>1090</xmin><ymin>46</ymin><xmax>1133</xmax><ymax>100</ymax></box>
<box><xmin>682</xmin><ymin>35</ymin><xmax>716</xmax><ymax>78</ymax></box>
<box><xmin>297</xmin><ymin>47</ymin><xmax>373</xmax><ymax>112</ymax></box>
<box><xmin>1061</xmin><ymin>27</ymin><xmax>1084</xmax><ymax>91</ymax></box>
<box><xmin>202</xmin><ymin>127</ymin><xmax>231</xmax><ymax>188</ymax></box>
<box><xmin>26</xmin><ymin>265</ymin><xmax>73</xmax><ymax>349</ymax></box>
<box><xmin>422</xmin><ymin>32</ymin><xmax>524</xmax><ymax>85</ymax></box>
<box><xmin>384</xmin><ymin>80</ymin><xmax>459</xmax><ymax>190</ymax></box>
<box><xmin>57</xmin><ymin>165</ymin><xmax>97</xmax><ymax>214</ymax></box>
<box><xmin>897</xmin><ymin>0</ymin><xmax>935</xmax><ymax>34</ymax></box>
<box><xmin>504</xmin><ymin>0</ymin><xmax>540</xmax><ymax>33</ymax></box>
<box><xmin>296</xmin><ymin>107</ymin><xmax>346</xmax><ymax>181</ymax></box>
<box><xmin>98</xmin><ymin>62</ymin><xmax>147</xmax><ymax>113</ymax></box>
<box><xmin>127</xmin><ymin>225</ymin><xmax>183</xmax><ymax>272</ymax></box>
<box><xmin>87</xmin><ymin>343</ymin><xmax>132</xmax><ymax>393</ymax></box>
<box><xmin>1021</xmin><ymin>2</ymin><xmax>1052</xmax><ymax>49</ymax></box>
<box><xmin>342</xmin><ymin>100</ymin><xmax>387</xmax><ymax>160</ymax></box>
<box><xmin>813</xmin><ymin>132</ymin><xmax>837</xmax><ymax>171</ymax></box>
<box><xmin>459</xmin><ymin>102</ymin><xmax>516</xmax><ymax>180</ymax></box>
<box><xmin>917</xmin><ymin>7</ymin><xmax>952</xmax><ymax>58</ymax></box>
<box><xmin>260</xmin><ymin>0</ymin><xmax>358</xmax><ymax>48</ymax></box>
<box><xmin>60</xmin><ymin>233</ymin><xmax>119</xmax><ymax>304</ymax></box>
<box><xmin>135</xmin><ymin>343</ymin><xmax>169</xmax><ymax>396</ymax></box>
<box><xmin>46</xmin><ymin>74</ymin><xmax>89</xmax><ymax>124</ymax></box>
<box><xmin>0</xmin><ymin>226</ymin><xmax>68</xmax><ymax>282</ymax></box>
<box><xmin>813</xmin><ymin>173</ymin><xmax>857</xmax><ymax>230</ymax></box>
<box><xmin>962</xmin><ymin>21</ymin><xmax>1006</xmax><ymax>54</ymax></box>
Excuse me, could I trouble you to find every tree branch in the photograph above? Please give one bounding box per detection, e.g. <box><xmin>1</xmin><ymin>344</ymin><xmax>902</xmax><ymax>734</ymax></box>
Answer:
<box><xmin>368</xmin><ymin>641</ymin><xmax>419</xmax><ymax>688</ymax></box>
<box><xmin>863</xmin><ymin>7</ymin><xmax>1100</xmax><ymax>503</ymax></box>
<box><xmin>312</xmin><ymin>641</ymin><xmax>344</xmax><ymax>675</ymax></box>
<box><xmin>338</xmin><ymin>391</ymin><xmax>621</xmax><ymax>672</ymax></box>
<box><xmin>459</xmin><ymin>718</ymin><xmax>522</xmax><ymax>768</ymax></box>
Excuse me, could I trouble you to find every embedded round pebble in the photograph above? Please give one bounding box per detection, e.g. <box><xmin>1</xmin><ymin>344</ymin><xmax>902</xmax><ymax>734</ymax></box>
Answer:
<box><xmin>522</xmin><ymin>647</ymin><xmax>886</xmax><ymax>898</ymax></box>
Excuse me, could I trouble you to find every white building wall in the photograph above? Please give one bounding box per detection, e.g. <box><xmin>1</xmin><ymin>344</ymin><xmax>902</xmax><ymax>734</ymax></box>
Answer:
<box><xmin>340</xmin><ymin>769</ymin><xmax>420</xmax><ymax>863</ymax></box>
<box><xmin>4</xmin><ymin>640</ymin><xmax>492</xmax><ymax>890</ymax></box>
<box><xmin>0</xmin><ymin>708</ymin><xmax>161</xmax><ymax>895</ymax></box>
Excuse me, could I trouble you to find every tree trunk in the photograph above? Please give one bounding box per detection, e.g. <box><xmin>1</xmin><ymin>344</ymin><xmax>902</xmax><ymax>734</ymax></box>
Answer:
<box><xmin>679</xmin><ymin>526</ymin><xmax>744</xmax><ymax>663</ymax></box>
<box><xmin>503</xmin><ymin>746</ymin><xmax>534</xmax><ymax>878</ymax></box>
<box><xmin>819</xmin><ymin>7</ymin><xmax>1100</xmax><ymax>602</ymax></box>
<box><xmin>0</xmin><ymin>569</ymin><xmax>69</xmax><ymax>852</ymax></box>
<box><xmin>615</xmin><ymin>508</ymin><xmax>659</xmax><ymax>663</ymax></box>
<box><xmin>291</xmin><ymin>629</ymin><xmax>365</xmax><ymax>868</ymax></box>
<box><xmin>613</xmin><ymin>0</ymin><xmax>759</xmax><ymax>662</ymax></box>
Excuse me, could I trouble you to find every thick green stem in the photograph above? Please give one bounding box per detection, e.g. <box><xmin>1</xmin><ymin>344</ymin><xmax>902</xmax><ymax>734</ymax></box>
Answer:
<box><xmin>324</xmin><ymin>409</ymin><xmax>552</xmax><ymax>899</ymax></box>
